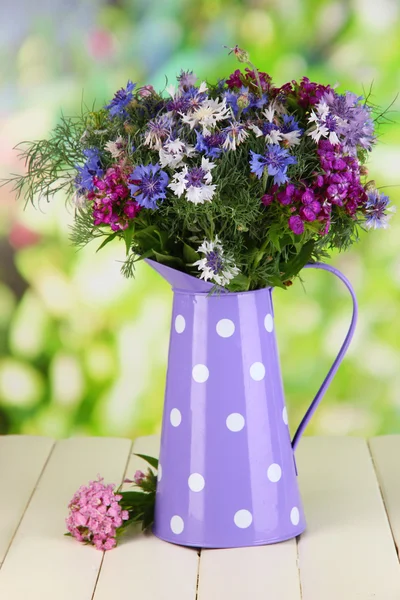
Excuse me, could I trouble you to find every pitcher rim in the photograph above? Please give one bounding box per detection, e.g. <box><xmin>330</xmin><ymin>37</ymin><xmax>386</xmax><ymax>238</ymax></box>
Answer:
<box><xmin>172</xmin><ymin>285</ymin><xmax>273</xmax><ymax>297</ymax></box>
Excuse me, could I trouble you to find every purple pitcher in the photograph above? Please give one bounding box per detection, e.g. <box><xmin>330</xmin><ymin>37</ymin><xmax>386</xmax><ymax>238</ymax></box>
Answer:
<box><xmin>147</xmin><ymin>259</ymin><xmax>358</xmax><ymax>548</ymax></box>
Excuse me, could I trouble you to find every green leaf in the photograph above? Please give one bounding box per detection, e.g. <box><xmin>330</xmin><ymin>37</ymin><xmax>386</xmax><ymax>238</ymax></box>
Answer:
<box><xmin>96</xmin><ymin>231</ymin><xmax>120</xmax><ymax>253</ymax></box>
<box><xmin>183</xmin><ymin>242</ymin><xmax>200</xmax><ymax>265</ymax></box>
<box><xmin>141</xmin><ymin>496</ymin><xmax>156</xmax><ymax>530</ymax></box>
<box><xmin>268</xmin><ymin>224</ymin><xmax>282</xmax><ymax>251</ymax></box>
<box><xmin>154</xmin><ymin>230</ymin><xmax>169</xmax><ymax>251</ymax></box>
<box><xmin>135</xmin><ymin>453</ymin><xmax>159</xmax><ymax>469</ymax></box>
<box><xmin>227</xmin><ymin>272</ymin><xmax>249</xmax><ymax>292</ymax></box>
<box><xmin>152</xmin><ymin>251</ymin><xmax>185</xmax><ymax>270</ymax></box>
<box><xmin>119</xmin><ymin>491</ymin><xmax>151</xmax><ymax>506</ymax></box>
<box><xmin>266</xmin><ymin>275</ymin><xmax>286</xmax><ymax>289</ymax></box>
<box><xmin>124</xmin><ymin>223</ymin><xmax>134</xmax><ymax>256</ymax></box>
<box><xmin>280</xmin><ymin>240</ymin><xmax>315</xmax><ymax>280</ymax></box>
<box><xmin>134</xmin><ymin>226</ymin><xmax>162</xmax><ymax>252</ymax></box>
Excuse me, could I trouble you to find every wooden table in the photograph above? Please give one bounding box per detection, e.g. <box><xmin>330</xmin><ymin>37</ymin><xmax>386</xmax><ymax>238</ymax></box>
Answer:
<box><xmin>0</xmin><ymin>435</ymin><xmax>400</xmax><ymax>599</ymax></box>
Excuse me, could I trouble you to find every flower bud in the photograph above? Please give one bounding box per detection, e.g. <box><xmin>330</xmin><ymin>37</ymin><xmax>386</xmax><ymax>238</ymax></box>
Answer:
<box><xmin>237</xmin><ymin>93</ymin><xmax>250</xmax><ymax>109</ymax></box>
<box><xmin>133</xmin><ymin>470</ymin><xmax>146</xmax><ymax>485</ymax></box>
<box><xmin>227</xmin><ymin>45</ymin><xmax>250</xmax><ymax>63</ymax></box>
<box><xmin>137</xmin><ymin>85</ymin><xmax>155</xmax><ymax>98</ymax></box>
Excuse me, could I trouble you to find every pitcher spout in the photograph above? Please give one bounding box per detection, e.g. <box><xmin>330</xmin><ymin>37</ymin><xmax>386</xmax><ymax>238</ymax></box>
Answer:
<box><xmin>145</xmin><ymin>258</ymin><xmax>215</xmax><ymax>292</ymax></box>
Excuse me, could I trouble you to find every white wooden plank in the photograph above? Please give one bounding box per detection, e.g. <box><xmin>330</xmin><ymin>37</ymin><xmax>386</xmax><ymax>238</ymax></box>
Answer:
<box><xmin>0</xmin><ymin>435</ymin><xmax>54</xmax><ymax>565</ymax></box>
<box><xmin>93</xmin><ymin>435</ymin><xmax>199</xmax><ymax>600</ymax></box>
<box><xmin>198</xmin><ymin>542</ymin><xmax>301</xmax><ymax>600</ymax></box>
<box><xmin>297</xmin><ymin>436</ymin><xmax>400</xmax><ymax>600</ymax></box>
<box><xmin>0</xmin><ymin>437</ymin><xmax>132</xmax><ymax>600</ymax></box>
<box><xmin>369</xmin><ymin>435</ymin><xmax>400</xmax><ymax>557</ymax></box>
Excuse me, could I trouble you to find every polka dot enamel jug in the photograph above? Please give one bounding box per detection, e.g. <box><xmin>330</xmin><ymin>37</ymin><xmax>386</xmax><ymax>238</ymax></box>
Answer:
<box><xmin>146</xmin><ymin>259</ymin><xmax>358</xmax><ymax>548</ymax></box>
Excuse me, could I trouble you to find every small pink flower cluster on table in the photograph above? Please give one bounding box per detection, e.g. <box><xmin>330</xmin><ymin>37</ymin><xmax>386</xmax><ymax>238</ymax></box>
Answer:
<box><xmin>66</xmin><ymin>477</ymin><xmax>129</xmax><ymax>550</ymax></box>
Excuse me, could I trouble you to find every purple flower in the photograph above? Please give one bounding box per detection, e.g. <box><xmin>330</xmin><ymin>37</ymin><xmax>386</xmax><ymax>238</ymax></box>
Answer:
<box><xmin>177</xmin><ymin>70</ymin><xmax>197</xmax><ymax>91</ymax></box>
<box><xmin>129</xmin><ymin>164</ymin><xmax>169</xmax><ymax>210</ymax></box>
<box><xmin>324</xmin><ymin>90</ymin><xmax>375</xmax><ymax>155</ymax></box>
<box><xmin>288</xmin><ymin>215</ymin><xmax>304</xmax><ymax>235</ymax></box>
<box><xmin>195</xmin><ymin>131</ymin><xmax>226</xmax><ymax>158</ymax></box>
<box><xmin>75</xmin><ymin>149</ymin><xmax>103</xmax><ymax>193</ymax></box>
<box><xmin>250</xmin><ymin>146</ymin><xmax>297</xmax><ymax>185</ymax></box>
<box><xmin>364</xmin><ymin>189</ymin><xmax>394</xmax><ymax>229</ymax></box>
<box><xmin>104</xmin><ymin>81</ymin><xmax>136</xmax><ymax>118</ymax></box>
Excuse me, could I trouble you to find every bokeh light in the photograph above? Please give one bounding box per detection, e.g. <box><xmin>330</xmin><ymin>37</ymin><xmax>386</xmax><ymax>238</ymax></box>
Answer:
<box><xmin>0</xmin><ymin>0</ymin><xmax>399</xmax><ymax>439</ymax></box>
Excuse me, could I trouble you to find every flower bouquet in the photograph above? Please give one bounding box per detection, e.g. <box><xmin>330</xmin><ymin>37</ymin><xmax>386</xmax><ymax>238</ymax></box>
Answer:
<box><xmin>8</xmin><ymin>46</ymin><xmax>393</xmax><ymax>291</ymax></box>
<box><xmin>8</xmin><ymin>47</ymin><xmax>395</xmax><ymax>549</ymax></box>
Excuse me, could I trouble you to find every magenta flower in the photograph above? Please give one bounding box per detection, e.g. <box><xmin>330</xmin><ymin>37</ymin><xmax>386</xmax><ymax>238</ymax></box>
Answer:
<box><xmin>88</xmin><ymin>165</ymin><xmax>141</xmax><ymax>231</ymax></box>
<box><xmin>66</xmin><ymin>477</ymin><xmax>129</xmax><ymax>551</ymax></box>
<box><xmin>288</xmin><ymin>215</ymin><xmax>305</xmax><ymax>235</ymax></box>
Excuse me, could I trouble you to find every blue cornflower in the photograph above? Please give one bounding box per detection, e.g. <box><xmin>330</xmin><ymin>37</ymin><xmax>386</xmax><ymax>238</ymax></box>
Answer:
<box><xmin>249</xmin><ymin>146</ymin><xmax>297</xmax><ymax>185</ymax></box>
<box><xmin>365</xmin><ymin>189</ymin><xmax>395</xmax><ymax>230</ymax></box>
<box><xmin>195</xmin><ymin>131</ymin><xmax>226</xmax><ymax>158</ymax></box>
<box><xmin>128</xmin><ymin>164</ymin><xmax>169</xmax><ymax>210</ymax></box>
<box><xmin>75</xmin><ymin>148</ymin><xmax>103</xmax><ymax>192</ymax></box>
<box><xmin>224</xmin><ymin>87</ymin><xmax>268</xmax><ymax>116</ymax></box>
<box><xmin>104</xmin><ymin>81</ymin><xmax>136</xmax><ymax>118</ymax></box>
<box><xmin>281</xmin><ymin>114</ymin><xmax>303</xmax><ymax>134</ymax></box>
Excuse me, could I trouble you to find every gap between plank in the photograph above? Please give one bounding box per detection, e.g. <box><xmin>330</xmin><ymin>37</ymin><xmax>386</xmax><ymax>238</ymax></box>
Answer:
<box><xmin>296</xmin><ymin>535</ymin><xmax>303</xmax><ymax>599</ymax></box>
<box><xmin>91</xmin><ymin>440</ymin><xmax>133</xmax><ymax>600</ymax></box>
<box><xmin>0</xmin><ymin>440</ymin><xmax>56</xmax><ymax>573</ymax></box>
<box><xmin>366</xmin><ymin>439</ymin><xmax>399</xmax><ymax>562</ymax></box>
<box><xmin>195</xmin><ymin>548</ymin><xmax>202</xmax><ymax>600</ymax></box>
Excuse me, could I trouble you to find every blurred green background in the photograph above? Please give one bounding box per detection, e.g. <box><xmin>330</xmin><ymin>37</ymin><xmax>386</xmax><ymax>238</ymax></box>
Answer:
<box><xmin>0</xmin><ymin>0</ymin><xmax>399</xmax><ymax>440</ymax></box>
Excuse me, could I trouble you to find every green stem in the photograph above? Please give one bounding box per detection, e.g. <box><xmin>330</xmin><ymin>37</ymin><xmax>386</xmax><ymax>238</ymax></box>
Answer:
<box><xmin>246</xmin><ymin>237</ymin><xmax>271</xmax><ymax>291</ymax></box>
<box><xmin>246</xmin><ymin>60</ymin><xmax>263</xmax><ymax>98</ymax></box>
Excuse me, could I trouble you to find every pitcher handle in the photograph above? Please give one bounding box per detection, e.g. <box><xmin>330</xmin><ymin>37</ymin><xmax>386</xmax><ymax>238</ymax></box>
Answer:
<box><xmin>291</xmin><ymin>262</ymin><xmax>358</xmax><ymax>451</ymax></box>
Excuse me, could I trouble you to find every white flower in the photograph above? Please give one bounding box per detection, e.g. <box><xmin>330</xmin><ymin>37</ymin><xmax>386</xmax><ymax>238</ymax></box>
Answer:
<box><xmin>166</xmin><ymin>84</ymin><xmax>177</xmax><ymax>98</ymax></box>
<box><xmin>181</xmin><ymin>98</ymin><xmax>230</xmax><ymax>134</ymax></box>
<box><xmin>192</xmin><ymin>237</ymin><xmax>240</xmax><ymax>287</ymax></box>
<box><xmin>159</xmin><ymin>137</ymin><xmax>196</xmax><ymax>169</ymax></box>
<box><xmin>266</xmin><ymin>129</ymin><xmax>283</xmax><ymax>145</ymax></box>
<box><xmin>263</xmin><ymin>103</ymin><xmax>276</xmax><ymax>123</ymax></box>
<box><xmin>281</xmin><ymin>130</ymin><xmax>302</xmax><ymax>147</ymax></box>
<box><xmin>144</xmin><ymin>116</ymin><xmax>172</xmax><ymax>150</ymax></box>
<box><xmin>308</xmin><ymin>101</ymin><xmax>340</xmax><ymax>145</ymax></box>
<box><xmin>168</xmin><ymin>157</ymin><xmax>216</xmax><ymax>204</ymax></box>
<box><xmin>72</xmin><ymin>191</ymin><xmax>87</xmax><ymax>208</ymax></box>
<box><xmin>222</xmin><ymin>121</ymin><xmax>249</xmax><ymax>151</ymax></box>
<box><xmin>248</xmin><ymin>123</ymin><xmax>263</xmax><ymax>137</ymax></box>
<box><xmin>104</xmin><ymin>136</ymin><xmax>125</xmax><ymax>159</ymax></box>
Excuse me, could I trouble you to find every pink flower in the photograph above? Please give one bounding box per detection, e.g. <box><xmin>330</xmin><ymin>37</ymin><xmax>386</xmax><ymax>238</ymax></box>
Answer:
<box><xmin>133</xmin><ymin>470</ymin><xmax>146</xmax><ymax>485</ymax></box>
<box><xmin>66</xmin><ymin>477</ymin><xmax>129</xmax><ymax>551</ymax></box>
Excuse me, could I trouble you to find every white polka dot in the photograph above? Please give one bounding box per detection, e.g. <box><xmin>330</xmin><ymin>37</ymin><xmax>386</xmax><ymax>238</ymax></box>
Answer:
<box><xmin>192</xmin><ymin>364</ymin><xmax>209</xmax><ymax>383</ymax></box>
<box><xmin>282</xmin><ymin>406</ymin><xmax>288</xmax><ymax>425</ymax></box>
<box><xmin>157</xmin><ymin>463</ymin><xmax>162</xmax><ymax>482</ymax></box>
<box><xmin>267</xmin><ymin>463</ymin><xmax>282</xmax><ymax>482</ymax></box>
<box><xmin>216</xmin><ymin>318</ymin><xmax>235</xmax><ymax>338</ymax></box>
<box><xmin>170</xmin><ymin>408</ymin><xmax>182</xmax><ymax>427</ymax></box>
<box><xmin>250</xmin><ymin>362</ymin><xmax>265</xmax><ymax>381</ymax></box>
<box><xmin>264</xmin><ymin>313</ymin><xmax>274</xmax><ymax>332</ymax></box>
<box><xmin>170</xmin><ymin>515</ymin><xmax>184</xmax><ymax>534</ymax></box>
<box><xmin>188</xmin><ymin>473</ymin><xmax>205</xmax><ymax>492</ymax></box>
<box><xmin>226</xmin><ymin>413</ymin><xmax>245</xmax><ymax>432</ymax></box>
<box><xmin>175</xmin><ymin>314</ymin><xmax>186</xmax><ymax>333</ymax></box>
<box><xmin>291</xmin><ymin>507</ymin><xmax>300</xmax><ymax>526</ymax></box>
<box><xmin>234</xmin><ymin>509</ymin><xmax>253</xmax><ymax>529</ymax></box>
